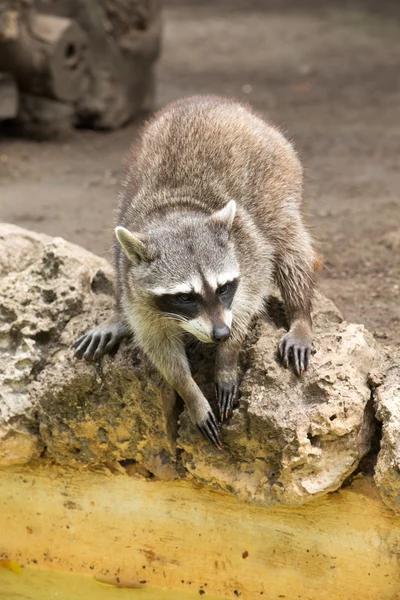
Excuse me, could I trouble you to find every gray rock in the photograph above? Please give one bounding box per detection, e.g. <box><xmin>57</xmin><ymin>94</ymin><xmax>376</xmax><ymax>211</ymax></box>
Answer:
<box><xmin>0</xmin><ymin>224</ymin><xmax>177</xmax><ymax>477</ymax></box>
<box><xmin>374</xmin><ymin>346</ymin><xmax>400</xmax><ymax>513</ymax></box>
<box><xmin>0</xmin><ymin>223</ymin><xmax>114</xmax><ymax>465</ymax></box>
<box><xmin>179</xmin><ymin>294</ymin><xmax>377</xmax><ymax>506</ymax></box>
<box><xmin>0</xmin><ymin>224</ymin><xmax>383</xmax><ymax>507</ymax></box>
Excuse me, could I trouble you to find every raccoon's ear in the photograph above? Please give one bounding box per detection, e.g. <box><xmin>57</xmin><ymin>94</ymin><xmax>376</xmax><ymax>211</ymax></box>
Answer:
<box><xmin>208</xmin><ymin>200</ymin><xmax>236</xmax><ymax>232</ymax></box>
<box><xmin>115</xmin><ymin>227</ymin><xmax>153</xmax><ymax>264</ymax></box>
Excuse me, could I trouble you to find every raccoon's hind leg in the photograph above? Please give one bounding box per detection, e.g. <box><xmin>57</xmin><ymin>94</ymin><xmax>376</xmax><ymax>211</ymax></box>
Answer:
<box><xmin>215</xmin><ymin>341</ymin><xmax>240</xmax><ymax>422</ymax></box>
<box><xmin>74</xmin><ymin>317</ymin><xmax>130</xmax><ymax>361</ymax></box>
<box><xmin>274</xmin><ymin>225</ymin><xmax>316</xmax><ymax>376</ymax></box>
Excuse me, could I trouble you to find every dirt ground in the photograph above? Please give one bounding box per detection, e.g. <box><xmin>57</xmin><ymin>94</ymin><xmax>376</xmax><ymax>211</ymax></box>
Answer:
<box><xmin>1</xmin><ymin>0</ymin><xmax>399</xmax><ymax>344</ymax></box>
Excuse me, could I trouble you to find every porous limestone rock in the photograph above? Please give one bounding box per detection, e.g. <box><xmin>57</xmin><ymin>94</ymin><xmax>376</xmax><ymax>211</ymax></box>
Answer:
<box><xmin>179</xmin><ymin>296</ymin><xmax>377</xmax><ymax>506</ymax></box>
<box><xmin>0</xmin><ymin>223</ymin><xmax>383</xmax><ymax>507</ymax></box>
<box><xmin>0</xmin><ymin>224</ymin><xmax>177</xmax><ymax>476</ymax></box>
<box><xmin>374</xmin><ymin>346</ymin><xmax>400</xmax><ymax>513</ymax></box>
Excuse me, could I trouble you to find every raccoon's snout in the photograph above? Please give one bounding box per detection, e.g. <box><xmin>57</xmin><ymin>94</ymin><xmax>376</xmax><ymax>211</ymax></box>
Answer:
<box><xmin>212</xmin><ymin>325</ymin><xmax>231</xmax><ymax>343</ymax></box>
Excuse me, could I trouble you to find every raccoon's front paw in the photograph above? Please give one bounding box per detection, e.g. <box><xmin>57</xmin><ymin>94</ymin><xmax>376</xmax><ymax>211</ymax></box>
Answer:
<box><xmin>74</xmin><ymin>323</ymin><xmax>126</xmax><ymax>361</ymax></box>
<box><xmin>196</xmin><ymin>409</ymin><xmax>222</xmax><ymax>449</ymax></box>
<box><xmin>278</xmin><ymin>332</ymin><xmax>311</xmax><ymax>376</ymax></box>
<box><xmin>216</xmin><ymin>380</ymin><xmax>238</xmax><ymax>423</ymax></box>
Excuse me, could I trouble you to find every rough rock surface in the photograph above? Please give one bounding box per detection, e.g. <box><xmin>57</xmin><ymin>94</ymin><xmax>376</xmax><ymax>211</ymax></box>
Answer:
<box><xmin>0</xmin><ymin>224</ymin><xmax>177</xmax><ymax>477</ymax></box>
<box><xmin>179</xmin><ymin>297</ymin><xmax>377</xmax><ymax>506</ymax></box>
<box><xmin>0</xmin><ymin>224</ymin><xmax>385</xmax><ymax>507</ymax></box>
<box><xmin>374</xmin><ymin>346</ymin><xmax>400</xmax><ymax>513</ymax></box>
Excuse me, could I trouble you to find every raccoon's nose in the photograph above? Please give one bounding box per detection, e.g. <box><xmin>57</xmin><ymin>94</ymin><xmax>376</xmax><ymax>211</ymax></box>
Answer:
<box><xmin>212</xmin><ymin>325</ymin><xmax>231</xmax><ymax>343</ymax></box>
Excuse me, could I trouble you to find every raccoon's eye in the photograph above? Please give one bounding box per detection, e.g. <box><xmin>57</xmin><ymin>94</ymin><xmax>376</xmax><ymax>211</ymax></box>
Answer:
<box><xmin>216</xmin><ymin>279</ymin><xmax>238</xmax><ymax>306</ymax></box>
<box><xmin>179</xmin><ymin>293</ymin><xmax>196</xmax><ymax>303</ymax></box>
<box><xmin>216</xmin><ymin>283</ymin><xmax>229</xmax><ymax>296</ymax></box>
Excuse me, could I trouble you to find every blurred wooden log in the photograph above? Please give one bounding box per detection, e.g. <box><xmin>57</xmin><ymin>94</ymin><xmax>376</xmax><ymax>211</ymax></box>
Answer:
<box><xmin>35</xmin><ymin>0</ymin><xmax>162</xmax><ymax>129</ymax></box>
<box><xmin>0</xmin><ymin>71</ymin><xmax>19</xmax><ymax>119</ymax></box>
<box><xmin>18</xmin><ymin>93</ymin><xmax>75</xmax><ymax>125</ymax></box>
<box><xmin>28</xmin><ymin>13</ymin><xmax>87</xmax><ymax>102</ymax></box>
<box><xmin>0</xmin><ymin>0</ymin><xmax>162</xmax><ymax>130</ymax></box>
<box><xmin>0</xmin><ymin>3</ymin><xmax>88</xmax><ymax>102</ymax></box>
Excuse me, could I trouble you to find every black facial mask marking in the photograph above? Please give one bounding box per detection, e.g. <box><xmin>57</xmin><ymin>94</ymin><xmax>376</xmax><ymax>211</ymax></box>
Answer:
<box><xmin>155</xmin><ymin>293</ymin><xmax>201</xmax><ymax>320</ymax></box>
<box><xmin>154</xmin><ymin>279</ymin><xmax>238</xmax><ymax>322</ymax></box>
<box><xmin>216</xmin><ymin>278</ymin><xmax>238</xmax><ymax>309</ymax></box>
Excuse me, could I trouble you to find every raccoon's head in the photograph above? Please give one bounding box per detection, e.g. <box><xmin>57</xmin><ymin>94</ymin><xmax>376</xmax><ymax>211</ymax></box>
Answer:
<box><xmin>116</xmin><ymin>200</ymin><xmax>239</xmax><ymax>343</ymax></box>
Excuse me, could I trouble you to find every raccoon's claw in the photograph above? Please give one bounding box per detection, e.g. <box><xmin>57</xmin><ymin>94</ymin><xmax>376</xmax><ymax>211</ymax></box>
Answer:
<box><xmin>279</xmin><ymin>334</ymin><xmax>311</xmax><ymax>376</ymax></box>
<box><xmin>74</xmin><ymin>324</ymin><xmax>127</xmax><ymax>361</ymax></box>
<box><xmin>216</xmin><ymin>381</ymin><xmax>238</xmax><ymax>423</ymax></box>
<box><xmin>197</xmin><ymin>410</ymin><xmax>222</xmax><ymax>449</ymax></box>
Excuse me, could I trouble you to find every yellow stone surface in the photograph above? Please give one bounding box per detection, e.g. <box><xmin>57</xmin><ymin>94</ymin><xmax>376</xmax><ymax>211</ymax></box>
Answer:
<box><xmin>0</xmin><ymin>567</ymin><xmax>223</xmax><ymax>600</ymax></box>
<box><xmin>0</xmin><ymin>465</ymin><xmax>400</xmax><ymax>600</ymax></box>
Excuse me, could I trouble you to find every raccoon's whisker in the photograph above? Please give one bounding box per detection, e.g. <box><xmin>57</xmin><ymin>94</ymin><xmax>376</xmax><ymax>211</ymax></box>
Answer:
<box><xmin>159</xmin><ymin>325</ymin><xmax>183</xmax><ymax>343</ymax></box>
<box><xmin>192</xmin><ymin>339</ymin><xmax>202</xmax><ymax>351</ymax></box>
<box><xmin>144</xmin><ymin>312</ymin><xmax>186</xmax><ymax>327</ymax></box>
<box><xmin>149</xmin><ymin>315</ymin><xmax>186</xmax><ymax>340</ymax></box>
<box><xmin>186</xmin><ymin>336</ymin><xmax>201</xmax><ymax>351</ymax></box>
<box><xmin>162</xmin><ymin>313</ymin><xmax>189</xmax><ymax>324</ymax></box>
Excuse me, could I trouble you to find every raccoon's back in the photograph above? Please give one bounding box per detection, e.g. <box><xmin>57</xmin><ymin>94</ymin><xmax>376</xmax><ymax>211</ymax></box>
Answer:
<box><xmin>119</xmin><ymin>96</ymin><xmax>303</xmax><ymax>235</ymax></box>
<box><xmin>139</xmin><ymin>97</ymin><xmax>301</xmax><ymax>206</ymax></box>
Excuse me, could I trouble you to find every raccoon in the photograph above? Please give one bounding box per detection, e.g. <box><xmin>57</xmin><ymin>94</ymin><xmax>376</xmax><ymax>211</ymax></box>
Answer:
<box><xmin>74</xmin><ymin>96</ymin><xmax>318</xmax><ymax>448</ymax></box>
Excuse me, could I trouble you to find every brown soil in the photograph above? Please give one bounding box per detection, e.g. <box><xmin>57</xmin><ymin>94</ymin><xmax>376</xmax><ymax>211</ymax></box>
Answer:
<box><xmin>1</xmin><ymin>1</ymin><xmax>399</xmax><ymax>344</ymax></box>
